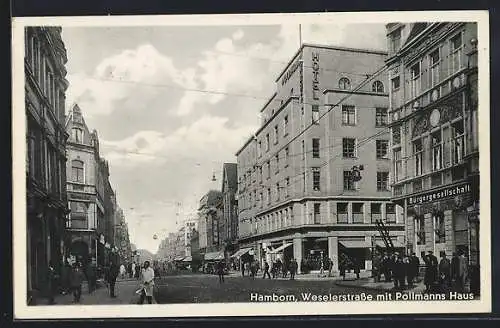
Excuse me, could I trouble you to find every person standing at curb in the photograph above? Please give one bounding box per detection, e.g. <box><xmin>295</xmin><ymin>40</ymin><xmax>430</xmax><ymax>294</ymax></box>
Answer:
<box><xmin>69</xmin><ymin>262</ymin><xmax>85</xmax><ymax>303</ymax></box>
<box><xmin>262</xmin><ymin>261</ymin><xmax>271</xmax><ymax>279</ymax></box>
<box><xmin>139</xmin><ymin>261</ymin><xmax>155</xmax><ymax>304</ymax></box>
<box><xmin>289</xmin><ymin>258</ymin><xmax>297</xmax><ymax>280</ymax></box>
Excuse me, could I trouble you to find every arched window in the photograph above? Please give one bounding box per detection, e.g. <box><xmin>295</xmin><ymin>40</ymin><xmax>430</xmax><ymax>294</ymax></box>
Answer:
<box><xmin>338</xmin><ymin>77</ymin><xmax>351</xmax><ymax>90</ymax></box>
<box><xmin>72</xmin><ymin>128</ymin><xmax>84</xmax><ymax>143</ymax></box>
<box><xmin>71</xmin><ymin>160</ymin><xmax>84</xmax><ymax>183</ymax></box>
<box><xmin>372</xmin><ymin>80</ymin><xmax>384</xmax><ymax>93</ymax></box>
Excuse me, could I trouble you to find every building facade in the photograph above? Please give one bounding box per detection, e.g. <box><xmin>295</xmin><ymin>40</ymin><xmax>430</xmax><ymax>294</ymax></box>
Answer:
<box><xmin>114</xmin><ymin>206</ymin><xmax>133</xmax><ymax>263</ymax></box>
<box><xmin>64</xmin><ymin>104</ymin><xmax>116</xmax><ymax>267</ymax></box>
<box><xmin>385</xmin><ymin>23</ymin><xmax>479</xmax><ymax>282</ymax></box>
<box><xmin>221</xmin><ymin>163</ymin><xmax>238</xmax><ymax>255</ymax></box>
<box><xmin>25</xmin><ymin>26</ymin><xmax>70</xmax><ymax>293</ymax></box>
<box><xmin>197</xmin><ymin>190</ymin><xmax>224</xmax><ymax>259</ymax></box>
<box><xmin>236</xmin><ymin>44</ymin><xmax>404</xmax><ymax>274</ymax></box>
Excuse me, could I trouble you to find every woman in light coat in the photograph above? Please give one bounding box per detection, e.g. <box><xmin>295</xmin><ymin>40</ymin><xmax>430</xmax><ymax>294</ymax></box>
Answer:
<box><xmin>139</xmin><ymin>261</ymin><xmax>155</xmax><ymax>304</ymax></box>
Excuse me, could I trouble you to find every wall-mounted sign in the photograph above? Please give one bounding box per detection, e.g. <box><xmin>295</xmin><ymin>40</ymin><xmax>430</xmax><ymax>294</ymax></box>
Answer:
<box><xmin>312</xmin><ymin>52</ymin><xmax>320</xmax><ymax>100</ymax></box>
<box><xmin>408</xmin><ymin>182</ymin><xmax>471</xmax><ymax>205</ymax></box>
<box><xmin>281</xmin><ymin>59</ymin><xmax>302</xmax><ymax>87</ymax></box>
<box><xmin>68</xmin><ymin>192</ymin><xmax>94</xmax><ymax>201</ymax></box>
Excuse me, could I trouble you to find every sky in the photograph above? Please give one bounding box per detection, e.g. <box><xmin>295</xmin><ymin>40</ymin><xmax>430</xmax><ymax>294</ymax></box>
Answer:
<box><xmin>61</xmin><ymin>23</ymin><xmax>387</xmax><ymax>253</ymax></box>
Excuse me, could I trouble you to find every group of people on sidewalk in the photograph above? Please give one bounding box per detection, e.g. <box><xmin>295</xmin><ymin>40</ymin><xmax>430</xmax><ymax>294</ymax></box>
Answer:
<box><xmin>371</xmin><ymin>250</ymin><xmax>470</xmax><ymax>293</ymax></box>
<box><xmin>239</xmin><ymin>258</ymin><xmax>299</xmax><ymax>280</ymax></box>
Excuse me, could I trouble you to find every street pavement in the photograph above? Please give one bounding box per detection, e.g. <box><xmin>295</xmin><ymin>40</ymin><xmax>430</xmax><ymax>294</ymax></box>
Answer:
<box><xmin>33</xmin><ymin>278</ymin><xmax>157</xmax><ymax>305</ymax></box>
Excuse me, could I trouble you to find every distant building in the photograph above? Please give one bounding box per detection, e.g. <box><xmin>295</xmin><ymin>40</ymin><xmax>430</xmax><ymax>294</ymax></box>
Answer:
<box><xmin>64</xmin><ymin>104</ymin><xmax>116</xmax><ymax>267</ymax></box>
<box><xmin>25</xmin><ymin>26</ymin><xmax>70</xmax><ymax>294</ymax></box>
<box><xmin>197</xmin><ymin>190</ymin><xmax>224</xmax><ymax>260</ymax></box>
<box><xmin>236</xmin><ymin>44</ymin><xmax>403</xmax><ymax>274</ymax></box>
<box><xmin>385</xmin><ymin>22</ymin><xmax>479</xmax><ymax>277</ymax></box>
<box><xmin>221</xmin><ymin>163</ymin><xmax>238</xmax><ymax>255</ymax></box>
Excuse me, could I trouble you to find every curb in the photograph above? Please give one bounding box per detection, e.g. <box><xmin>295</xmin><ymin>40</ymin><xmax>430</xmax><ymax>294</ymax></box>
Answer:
<box><xmin>334</xmin><ymin>280</ymin><xmax>426</xmax><ymax>293</ymax></box>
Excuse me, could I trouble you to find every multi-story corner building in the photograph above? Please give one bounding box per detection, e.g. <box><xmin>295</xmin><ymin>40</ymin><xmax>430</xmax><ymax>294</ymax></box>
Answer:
<box><xmin>236</xmin><ymin>44</ymin><xmax>405</xmax><ymax>274</ymax></box>
<box><xmin>25</xmin><ymin>27</ymin><xmax>70</xmax><ymax>294</ymax></box>
<box><xmin>197</xmin><ymin>190</ymin><xmax>224</xmax><ymax>260</ymax></box>
<box><xmin>386</xmin><ymin>23</ymin><xmax>479</xmax><ymax>275</ymax></box>
<box><xmin>64</xmin><ymin>104</ymin><xmax>116</xmax><ymax>267</ymax></box>
<box><xmin>221</xmin><ymin>163</ymin><xmax>238</xmax><ymax>255</ymax></box>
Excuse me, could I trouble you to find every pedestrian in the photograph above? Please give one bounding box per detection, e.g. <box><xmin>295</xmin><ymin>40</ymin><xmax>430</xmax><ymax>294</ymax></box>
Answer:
<box><xmin>85</xmin><ymin>259</ymin><xmax>97</xmax><ymax>294</ymax></box>
<box><xmin>119</xmin><ymin>264</ymin><xmax>126</xmax><ymax>279</ymax></box>
<box><xmin>139</xmin><ymin>261</ymin><xmax>155</xmax><ymax>304</ymax></box>
<box><xmin>217</xmin><ymin>260</ymin><xmax>225</xmax><ymax>283</ymax></box>
<box><xmin>135</xmin><ymin>263</ymin><xmax>141</xmax><ymax>280</ymax></box>
<box><xmin>289</xmin><ymin>258</ymin><xmax>297</xmax><ymax>280</ymax></box>
<box><xmin>407</xmin><ymin>253</ymin><xmax>420</xmax><ymax>287</ymax></box>
<box><xmin>69</xmin><ymin>262</ymin><xmax>85</xmax><ymax>303</ymax></box>
<box><xmin>353</xmin><ymin>260</ymin><xmax>360</xmax><ymax>280</ymax></box>
<box><xmin>381</xmin><ymin>253</ymin><xmax>391</xmax><ymax>282</ymax></box>
<box><xmin>328</xmin><ymin>258</ymin><xmax>333</xmax><ymax>277</ymax></box>
<box><xmin>450</xmin><ymin>252</ymin><xmax>459</xmax><ymax>291</ymax></box>
<box><xmin>60</xmin><ymin>259</ymin><xmax>71</xmax><ymax>295</ymax></box>
<box><xmin>424</xmin><ymin>251</ymin><xmax>438</xmax><ymax>293</ymax></box>
<box><xmin>241</xmin><ymin>261</ymin><xmax>245</xmax><ymax>277</ymax></box>
<box><xmin>456</xmin><ymin>250</ymin><xmax>469</xmax><ymax>293</ymax></box>
<box><xmin>250</xmin><ymin>261</ymin><xmax>257</xmax><ymax>279</ymax></box>
<box><xmin>438</xmin><ymin>251</ymin><xmax>451</xmax><ymax>292</ymax></box>
<box><xmin>262</xmin><ymin>261</ymin><xmax>271</xmax><ymax>279</ymax></box>
<box><xmin>46</xmin><ymin>261</ymin><xmax>58</xmax><ymax>304</ymax></box>
<box><xmin>107</xmin><ymin>260</ymin><xmax>119</xmax><ymax>298</ymax></box>
<box><xmin>339</xmin><ymin>261</ymin><xmax>346</xmax><ymax>281</ymax></box>
<box><xmin>282</xmin><ymin>260</ymin><xmax>289</xmax><ymax>278</ymax></box>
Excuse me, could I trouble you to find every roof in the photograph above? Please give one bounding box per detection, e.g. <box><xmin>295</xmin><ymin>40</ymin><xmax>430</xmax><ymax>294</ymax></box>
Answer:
<box><xmin>403</xmin><ymin>23</ymin><xmax>429</xmax><ymax>47</ymax></box>
<box><xmin>198</xmin><ymin>190</ymin><xmax>223</xmax><ymax>210</ymax></box>
<box><xmin>222</xmin><ymin>163</ymin><xmax>238</xmax><ymax>191</ymax></box>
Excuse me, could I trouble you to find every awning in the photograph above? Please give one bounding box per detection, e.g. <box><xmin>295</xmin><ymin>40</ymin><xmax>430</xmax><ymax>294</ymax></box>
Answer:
<box><xmin>268</xmin><ymin>243</ymin><xmax>292</xmax><ymax>254</ymax></box>
<box><xmin>182</xmin><ymin>256</ymin><xmax>192</xmax><ymax>262</ymax></box>
<box><xmin>174</xmin><ymin>256</ymin><xmax>185</xmax><ymax>261</ymax></box>
<box><xmin>204</xmin><ymin>251</ymin><xmax>224</xmax><ymax>261</ymax></box>
<box><xmin>375</xmin><ymin>240</ymin><xmax>405</xmax><ymax>248</ymax></box>
<box><xmin>230</xmin><ymin>247</ymin><xmax>252</xmax><ymax>258</ymax></box>
<box><xmin>339</xmin><ymin>240</ymin><xmax>371</xmax><ymax>248</ymax></box>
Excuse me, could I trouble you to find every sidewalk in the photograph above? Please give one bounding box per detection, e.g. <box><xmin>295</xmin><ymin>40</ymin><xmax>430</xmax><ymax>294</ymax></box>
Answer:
<box><xmin>336</xmin><ymin>277</ymin><xmax>426</xmax><ymax>293</ymax></box>
<box><xmin>33</xmin><ymin>278</ymin><xmax>157</xmax><ymax>305</ymax></box>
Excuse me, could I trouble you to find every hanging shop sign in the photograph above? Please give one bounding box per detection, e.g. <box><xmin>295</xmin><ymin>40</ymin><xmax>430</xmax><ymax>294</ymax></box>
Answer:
<box><xmin>408</xmin><ymin>182</ymin><xmax>471</xmax><ymax>206</ymax></box>
<box><xmin>312</xmin><ymin>51</ymin><xmax>320</xmax><ymax>100</ymax></box>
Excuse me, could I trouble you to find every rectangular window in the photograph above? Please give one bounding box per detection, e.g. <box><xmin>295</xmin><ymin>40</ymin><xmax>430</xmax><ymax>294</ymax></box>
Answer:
<box><xmin>390</xmin><ymin>28</ymin><xmax>402</xmax><ymax>53</ymax></box>
<box><xmin>452</xmin><ymin>120</ymin><xmax>465</xmax><ymax>164</ymax></box>
<box><xmin>27</xmin><ymin>131</ymin><xmax>36</xmax><ymax>178</ymax></box>
<box><xmin>313</xmin><ymin>203</ymin><xmax>321</xmax><ymax>224</ymax></box>
<box><xmin>377</xmin><ymin>172</ymin><xmax>389</xmax><ymax>191</ymax></box>
<box><xmin>450</xmin><ymin>33</ymin><xmax>463</xmax><ymax>74</ymax></box>
<box><xmin>416</xmin><ymin>216</ymin><xmax>426</xmax><ymax>245</ymax></box>
<box><xmin>275</xmin><ymin>154</ymin><xmax>279</xmax><ymax>173</ymax></box>
<box><xmin>342</xmin><ymin>138</ymin><xmax>356</xmax><ymax>158</ymax></box>
<box><xmin>391</xmin><ymin>76</ymin><xmax>400</xmax><ymax>90</ymax></box>
<box><xmin>413</xmin><ymin>139</ymin><xmax>423</xmax><ymax>176</ymax></box>
<box><xmin>312</xmin><ymin>167</ymin><xmax>320</xmax><ymax>191</ymax></box>
<box><xmin>259</xmin><ymin>193</ymin><xmax>263</xmax><ymax>208</ymax></box>
<box><xmin>302</xmin><ymin>172</ymin><xmax>306</xmax><ymax>192</ymax></box>
<box><xmin>259</xmin><ymin>166</ymin><xmax>263</xmax><ymax>183</ymax></box>
<box><xmin>434</xmin><ymin>213</ymin><xmax>446</xmax><ymax>243</ymax></box>
<box><xmin>432</xmin><ymin>131</ymin><xmax>442</xmax><ymax>171</ymax></box>
<box><xmin>312</xmin><ymin>105</ymin><xmax>320</xmax><ymax>124</ymax></box>
<box><xmin>386</xmin><ymin>204</ymin><xmax>396</xmax><ymax>224</ymax></box>
<box><xmin>352</xmin><ymin>203</ymin><xmax>364</xmax><ymax>223</ymax></box>
<box><xmin>376</xmin><ymin>140</ymin><xmax>389</xmax><ymax>159</ymax></box>
<box><xmin>343</xmin><ymin>171</ymin><xmax>355</xmax><ymax>191</ymax></box>
<box><xmin>394</xmin><ymin>148</ymin><xmax>402</xmax><ymax>181</ymax></box>
<box><xmin>392</xmin><ymin>126</ymin><xmax>401</xmax><ymax>145</ymax></box>
<box><xmin>341</xmin><ymin>105</ymin><xmax>356</xmax><ymax>125</ymax></box>
<box><xmin>274</xmin><ymin>125</ymin><xmax>279</xmax><ymax>144</ymax></box>
<box><xmin>429</xmin><ymin>48</ymin><xmax>440</xmax><ymax>86</ymax></box>
<box><xmin>258</xmin><ymin>141</ymin><xmax>262</xmax><ymax>157</ymax></box>
<box><xmin>410</xmin><ymin>62</ymin><xmax>421</xmax><ymax>99</ymax></box>
<box><xmin>285</xmin><ymin>177</ymin><xmax>290</xmax><ymax>198</ymax></box>
<box><xmin>283</xmin><ymin>115</ymin><xmax>289</xmax><ymax>136</ymax></box>
<box><xmin>72</xmin><ymin>166</ymin><xmax>84</xmax><ymax>183</ymax></box>
<box><xmin>267</xmin><ymin>188</ymin><xmax>271</xmax><ymax>205</ymax></box>
<box><xmin>375</xmin><ymin>108</ymin><xmax>388</xmax><ymax>127</ymax></box>
<box><xmin>337</xmin><ymin>202</ymin><xmax>348</xmax><ymax>224</ymax></box>
<box><xmin>265</xmin><ymin>133</ymin><xmax>270</xmax><ymax>151</ymax></box>
<box><xmin>285</xmin><ymin>147</ymin><xmax>290</xmax><ymax>166</ymax></box>
<box><xmin>312</xmin><ymin>138</ymin><xmax>320</xmax><ymax>158</ymax></box>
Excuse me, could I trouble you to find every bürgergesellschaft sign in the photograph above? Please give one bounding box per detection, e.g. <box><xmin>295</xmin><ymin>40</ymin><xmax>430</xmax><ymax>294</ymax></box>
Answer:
<box><xmin>408</xmin><ymin>182</ymin><xmax>471</xmax><ymax>205</ymax></box>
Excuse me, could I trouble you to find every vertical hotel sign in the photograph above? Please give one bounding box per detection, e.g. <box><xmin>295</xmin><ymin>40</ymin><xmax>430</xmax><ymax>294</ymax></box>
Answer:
<box><xmin>312</xmin><ymin>51</ymin><xmax>320</xmax><ymax>100</ymax></box>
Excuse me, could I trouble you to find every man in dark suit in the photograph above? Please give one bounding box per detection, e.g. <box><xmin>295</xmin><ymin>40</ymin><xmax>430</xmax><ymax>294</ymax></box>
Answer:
<box><xmin>107</xmin><ymin>260</ymin><xmax>119</xmax><ymax>298</ymax></box>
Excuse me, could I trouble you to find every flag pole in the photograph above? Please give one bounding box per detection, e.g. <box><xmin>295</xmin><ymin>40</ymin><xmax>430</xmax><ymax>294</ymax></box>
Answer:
<box><xmin>299</xmin><ymin>24</ymin><xmax>302</xmax><ymax>47</ymax></box>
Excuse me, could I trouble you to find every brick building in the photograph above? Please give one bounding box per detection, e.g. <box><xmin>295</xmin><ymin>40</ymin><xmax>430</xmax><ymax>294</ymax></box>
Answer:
<box><xmin>25</xmin><ymin>26</ymin><xmax>70</xmax><ymax>294</ymax></box>
<box><xmin>236</xmin><ymin>44</ymin><xmax>404</xmax><ymax>274</ymax></box>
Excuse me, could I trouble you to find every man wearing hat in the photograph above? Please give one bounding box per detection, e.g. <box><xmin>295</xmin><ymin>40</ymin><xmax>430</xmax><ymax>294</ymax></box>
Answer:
<box><xmin>424</xmin><ymin>251</ymin><xmax>438</xmax><ymax>292</ymax></box>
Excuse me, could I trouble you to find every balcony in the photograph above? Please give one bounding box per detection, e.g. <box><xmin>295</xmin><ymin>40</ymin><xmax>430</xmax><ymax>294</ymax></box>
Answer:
<box><xmin>67</xmin><ymin>182</ymin><xmax>96</xmax><ymax>194</ymax></box>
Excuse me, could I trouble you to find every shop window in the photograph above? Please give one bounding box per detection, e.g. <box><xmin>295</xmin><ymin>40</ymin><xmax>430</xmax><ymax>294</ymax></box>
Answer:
<box><xmin>416</xmin><ymin>216</ymin><xmax>426</xmax><ymax>245</ymax></box>
<box><xmin>434</xmin><ymin>212</ymin><xmax>446</xmax><ymax>244</ymax></box>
